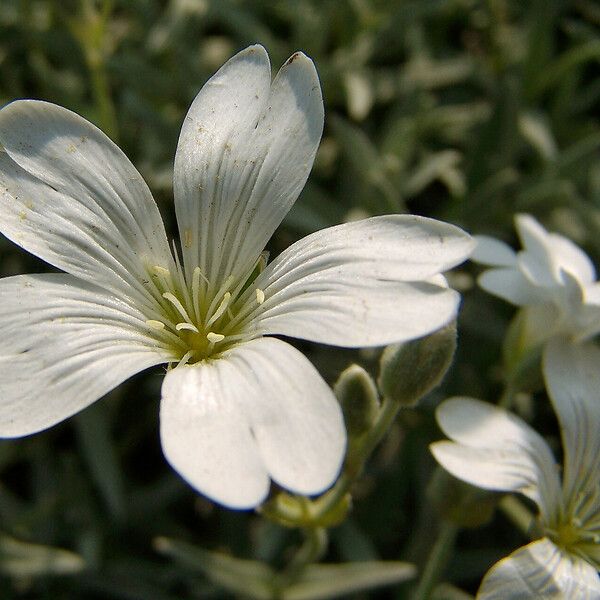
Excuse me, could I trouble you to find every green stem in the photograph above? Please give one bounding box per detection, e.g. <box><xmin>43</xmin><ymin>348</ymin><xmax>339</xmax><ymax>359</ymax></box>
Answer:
<box><xmin>498</xmin><ymin>382</ymin><xmax>516</xmax><ymax>409</ymax></box>
<box><xmin>274</xmin><ymin>527</ymin><xmax>328</xmax><ymax>594</ymax></box>
<box><xmin>71</xmin><ymin>0</ymin><xmax>119</xmax><ymax>141</ymax></box>
<box><xmin>499</xmin><ymin>495</ymin><xmax>534</xmax><ymax>536</ymax></box>
<box><xmin>412</xmin><ymin>520</ymin><xmax>459</xmax><ymax>600</ymax></box>
<box><xmin>312</xmin><ymin>395</ymin><xmax>401</xmax><ymax>520</ymax></box>
<box><xmin>88</xmin><ymin>58</ymin><xmax>119</xmax><ymax>141</ymax></box>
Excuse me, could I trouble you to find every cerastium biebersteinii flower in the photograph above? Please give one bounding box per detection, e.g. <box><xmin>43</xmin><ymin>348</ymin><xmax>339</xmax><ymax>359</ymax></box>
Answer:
<box><xmin>431</xmin><ymin>340</ymin><xmax>600</xmax><ymax>598</ymax></box>
<box><xmin>472</xmin><ymin>214</ymin><xmax>600</xmax><ymax>353</ymax></box>
<box><xmin>0</xmin><ymin>45</ymin><xmax>473</xmax><ymax>508</ymax></box>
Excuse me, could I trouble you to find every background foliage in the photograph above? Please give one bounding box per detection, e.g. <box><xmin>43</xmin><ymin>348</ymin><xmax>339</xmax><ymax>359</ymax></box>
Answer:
<box><xmin>0</xmin><ymin>0</ymin><xmax>599</xmax><ymax>597</ymax></box>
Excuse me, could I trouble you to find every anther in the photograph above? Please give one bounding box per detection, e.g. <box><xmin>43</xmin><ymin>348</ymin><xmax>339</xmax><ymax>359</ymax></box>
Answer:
<box><xmin>153</xmin><ymin>266</ymin><xmax>171</xmax><ymax>277</ymax></box>
<box><xmin>255</xmin><ymin>288</ymin><xmax>265</xmax><ymax>305</ymax></box>
<box><xmin>145</xmin><ymin>319</ymin><xmax>166</xmax><ymax>329</ymax></box>
<box><xmin>175</xmin><ymin>322</ymin><xmax>200</xmax><ymax>333</ymax></box>
<box><xmin>207</xmin><ymin>332</ymin><xmax>225</xmax><ymax>343</ymax></box>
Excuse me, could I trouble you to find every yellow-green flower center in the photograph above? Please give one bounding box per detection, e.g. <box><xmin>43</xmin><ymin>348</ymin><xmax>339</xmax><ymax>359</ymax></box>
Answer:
<box><xmin>545</xmin><ymin>484</ymin><xmax>600</xmax><ymax>570</ymax></box>
<box><xmin>142</xmin><ymin>255</ymin><xmax>266</xmax><ymax>365</ymax></box>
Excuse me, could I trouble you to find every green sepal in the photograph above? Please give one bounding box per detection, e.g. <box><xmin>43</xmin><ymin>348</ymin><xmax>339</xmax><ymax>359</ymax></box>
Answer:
<box><xmin>378</xmin><ymin>324</ymin><xmax>457</xmax><ymax>406</ymax></box>
<box><xmin>260</xmin><ymin>492</ymin><xmax>351</xmax><ymax>529</ymax></box>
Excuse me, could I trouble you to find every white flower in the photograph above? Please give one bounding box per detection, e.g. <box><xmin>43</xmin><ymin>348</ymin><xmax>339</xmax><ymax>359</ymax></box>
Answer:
<box><xmin>472</xmin><ymin>214</ymin><xmax>600</xmax><ymax>348</ymax></box>
<box><xmin>0</xmin><ymin>45</ymin><xmax>474</xmax><ymax>509</ymax></box>
<box><xmin>431</xmin><ymin>340</ymin><xmax>600</xmax><ymax>598</ymax></box>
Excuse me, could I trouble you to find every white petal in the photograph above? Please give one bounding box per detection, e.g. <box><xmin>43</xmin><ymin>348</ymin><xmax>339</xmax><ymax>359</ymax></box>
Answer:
<box><xmin>0</xmin><ymin>274</ymin><xmax>170</xmax><ymax>437</ymax></box>
<box><xmin>478</xmin><ymin>539</ymin><xmax>600</xmax><ymax>600</ymax></box>
<box><xmin>583</xmin><ymin>282</ymin><xmax>600</xmax><ymax>305</ymax></box>
<box><xmin>543</xmin><ymin>339</ymin><xmax>600</xmax><ymax>499</ymax></box>
<box><xmin>0</xmin><ymin>101</ymin><xmax>172</xmax><ymax>298</ymax></box>
<box><xmin>576</xmin><ymin>283</ymin><xmax>600</xmax><ymax>339</ymax></box>
<box><xmin>515</xmin><ymin>214</ymin><xmax>557</xmax><ymax>287</ymax></box>
<box><xmin>160</xmin><ymin>337</ymin><xmax>345</xmax><ymax>507</ymax></box>
<box><xmin>478</xmin><ymin>267</ymin><xmax>542</xmax><ymax>306</ymax></box>
<box><xmin>514</xmin><ymin>214</ymin><xmax>594</xmax><ymax>287</ymax></box>
<box><xmin>228</xmin><ymin>338</ymin><xmax>345</xmax><ymax>495</ymax></box>
<box><xmin>160</xmin><ymin>363</ymin><xmax>270</xmax><ymax>509</ymax></box>
<box><xmin>173</xmin><ymin>45</ymin><xmax>324</xmax><ymax>285</ymax></box>
<box><xmin>548</xmin><ymin>233</ymin><xmax>596</xmax><ymax>284</ymax></box>
<box><xmin>244</xmin><ymin>215</ymin><xmax>473</xmax><ymax>347</ymax></box>
<box><xmin>432</xmin><ymin>398</ymin><xmax>560</xmax><ymax>511</ymax></box>
<box><xmin>471</xmin><ymin>235</ymin><xmax>517</xmax><ymax>267</ymax></box>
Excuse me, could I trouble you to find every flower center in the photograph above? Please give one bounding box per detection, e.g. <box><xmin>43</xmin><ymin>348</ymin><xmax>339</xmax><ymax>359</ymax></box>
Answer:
<box><xmin>545</xmin><ymin>484</ymin><xmax>600</xmax><ymax>569</ymax></box>
<box><xmin>142</xmin><ymin>253</ymin><xmax>266</xmax><ymax>365</ymax></box>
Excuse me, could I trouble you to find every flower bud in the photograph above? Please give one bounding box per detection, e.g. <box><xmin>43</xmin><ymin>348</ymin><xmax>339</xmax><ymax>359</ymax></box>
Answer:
<box><xmin>378</xmin><ymin>324</ymin><xmax>457</xmax><ymax>406</ymax></box>
<box><xmin>334</xmin><ymin>364</ymin><xmax>380</xmax><ymax>437</ymax></box>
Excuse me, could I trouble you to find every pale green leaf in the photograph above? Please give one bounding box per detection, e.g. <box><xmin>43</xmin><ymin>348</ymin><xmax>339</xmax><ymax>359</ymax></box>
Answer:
<box><xmin>0</xmin><ymin>533</ymin><xmax>85</xmax><ymax>577</ymax></box>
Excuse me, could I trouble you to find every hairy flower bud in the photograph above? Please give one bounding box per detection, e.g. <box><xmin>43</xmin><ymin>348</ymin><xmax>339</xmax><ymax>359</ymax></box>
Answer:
<box><xmin>334</xmin><ymin>364</ymin><xmax>380</xmax><ymax>437</ymax></box>
<box><xmin>378</xmin><ymin>324</ymin><xmax>457</xmax><ymax>406</ymax></box>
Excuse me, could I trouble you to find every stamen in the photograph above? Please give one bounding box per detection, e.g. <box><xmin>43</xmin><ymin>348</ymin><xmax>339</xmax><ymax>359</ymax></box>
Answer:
<box><xmin>171</xmin><ymin>241</ymin><xmax>194</xmax><ymax>312</ymax></box>
<box><xmin>194</xmin><ymin>266</ymin><xmax>209</xmax><ymax>285</ymax></box>
<box><xmin>206</xmin><ymin>275</ymin><xmax>235</xmax><ymax>318</ymax></box>
<box><xmin>222</xmin><ymin>332</ymin><xmax>255</xmax><ymax>344</ymax></box>
<box><xmin>162</xmin><ymin>292</ymin><xmax>194</xmax><ymax>324</ymax></box>
<box><xmin>151</xmin><ymin>266</ymin><xmax>174</xmax><ymax>302</ymax></box>
<box><xmin>206</xmin><ymin>332</ymin><xmax>225</xmax><ymax>343</ymax></box>
<box><xmin>176</xmin><ymin>322</ymin><xmax>200</xmax><ymax>333</ymax></box>
<box><xmin>176</xmin><ymin>350</ymin><xmax>194</xmax><ymax>368</ymax></box>
<box><xmin>192</xmin><ymin>266</ymin><xmax>209</xmax><ymax>322</ymax></box>
<box><xmin>255</xmin><ymin>288</ymin><xmax>265</xmax><ymax>305</ymax></box>
<box><xmin>145</xmin><ymin>319</ymin><xmax>166</xmax><ymax>329</ymax></box>
<box><xmin>206</xmin><ymin>292</ymin><xmax>232</xmax><ymax>327</ymax></box>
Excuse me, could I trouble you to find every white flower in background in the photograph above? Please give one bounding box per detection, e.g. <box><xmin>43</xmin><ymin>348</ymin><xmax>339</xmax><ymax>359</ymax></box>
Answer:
<box><xmin>0</xmin><ymin>45</ymin><xmax>473</xmax><ymax>509</ymax></box>
<box><xmin>472</xmin><ymin>214</ymin><xmax>600</xmax><ymax>348</ymax></box>
<box><xmin>431</xmin><ymin>340</ymin><xmax>600</xmax><ymax>598</ymax></box>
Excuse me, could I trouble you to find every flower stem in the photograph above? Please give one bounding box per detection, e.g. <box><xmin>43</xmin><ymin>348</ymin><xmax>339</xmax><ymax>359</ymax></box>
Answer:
<box><xmin>499</xmin><ymin>494</ymin><xmax>534</xmax><ymax>536</ymax></box>
<box><xmin>412</xmin><ymin>520</ymin><xmax>459</xmax><ymax>600</ymax></box>
<box><xmin>285</xmin><ymin>527</ymin><xmax>328</xmax><ymax>580</ymax></box>
<box><xmin>88</xmin><ymin>58</ymin><xmax>119</xmax><ymax>142</ymax></box>
<box><xmin>498</xmin><ymin>381</ymin><xmax>516</xmax><ymax>409</ymax></box>
<box><xmin>312</xmin><ymin>395</ymin><xmax>401</xmax><ymax>520</ymax></box>
<box><xmin>71</xmin><ymin>0</ymin><xmax>119</xmax><ymax>141</ymax></box>
<box><xmin>273</xmin><ymin>526</ymin><xmax>328</xmax><ymax>594</ymax></box>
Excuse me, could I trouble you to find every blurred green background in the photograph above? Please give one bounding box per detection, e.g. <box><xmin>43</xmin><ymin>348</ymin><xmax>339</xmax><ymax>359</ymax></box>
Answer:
<box><xmin>0</xmin><ymin>0</ymin><xmax>599</xmax><ymax>598</ymax></box>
